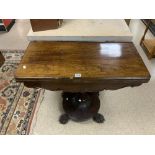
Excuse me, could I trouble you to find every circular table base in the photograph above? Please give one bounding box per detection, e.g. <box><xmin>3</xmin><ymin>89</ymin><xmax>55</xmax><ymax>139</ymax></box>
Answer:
<box><xmin>59</xmin><ymin>92</ymin><xmax>105</xmax><ymax>124</ymax></box>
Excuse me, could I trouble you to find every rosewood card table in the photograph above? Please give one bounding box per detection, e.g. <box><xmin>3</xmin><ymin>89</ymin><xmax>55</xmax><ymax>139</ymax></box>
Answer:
<box><xmin>15</xmin><ymin>42</ymin><xmax>150</xmax><ymax>124</ymax></box>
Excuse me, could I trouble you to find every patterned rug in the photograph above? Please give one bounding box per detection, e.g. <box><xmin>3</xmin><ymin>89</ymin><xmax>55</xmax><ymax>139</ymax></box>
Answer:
<box><xmin>0</xmin><ymin>51</ymin><xmax>44</xmax><ymax>135</ymax></box>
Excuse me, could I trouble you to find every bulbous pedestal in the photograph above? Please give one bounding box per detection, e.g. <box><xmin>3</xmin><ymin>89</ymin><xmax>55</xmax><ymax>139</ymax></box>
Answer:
<box><xmin>59</xmin><ymin>92</ymin><xmax>105</xmax><ymax>124</ymax></box>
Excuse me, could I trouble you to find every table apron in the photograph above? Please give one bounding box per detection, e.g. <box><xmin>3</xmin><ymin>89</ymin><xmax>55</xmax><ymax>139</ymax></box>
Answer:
<box><xmin>20</xmin><ymin>79</ymin><xmax>149</xmax><ymax>92</ymax></box>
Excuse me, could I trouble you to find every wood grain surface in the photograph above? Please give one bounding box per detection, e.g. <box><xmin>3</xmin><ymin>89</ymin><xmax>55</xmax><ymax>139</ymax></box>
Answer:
<box><xmin>30</xmin><ymin>19</ymin><xmax>63</xmax><ymax>32</ymax></box>
<box><xmin>15</xmin><ymin>41</ymin><xmax>150</xmax><ymax>92</ymax></box>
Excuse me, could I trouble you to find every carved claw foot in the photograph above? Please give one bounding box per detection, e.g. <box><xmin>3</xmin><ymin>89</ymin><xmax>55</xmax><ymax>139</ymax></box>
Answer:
<box><xmin>93</xmin><ymin>113</ymin><xmax>105</xmax><ymax>123</ymax></box>
<box><xmin>59</xmin><ymin>114</ymin><xmax>69</xmax><ymax>124</ymax></box>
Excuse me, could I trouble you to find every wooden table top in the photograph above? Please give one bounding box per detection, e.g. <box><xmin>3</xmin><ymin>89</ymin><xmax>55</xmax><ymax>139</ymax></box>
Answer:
<box><xmin>15</xmin><ymin>41</ymin><xmax>150</xmax><ymax>92</ymax></box>
<box><xmin>15</xmin><ymin>41</ymin><xmax>150</xmax><ymax>81</ymax></box>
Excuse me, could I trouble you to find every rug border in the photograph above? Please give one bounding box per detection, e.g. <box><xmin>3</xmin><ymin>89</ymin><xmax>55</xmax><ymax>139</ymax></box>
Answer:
<box><xmin>28</xmin><ymin>89</ymin><xmax>45</xmax><ymax>134</ymax></box>
<box><xmin>0</xmin><ymin>50</ymin><xmax>44</xmax><ymax>135</ymax></box>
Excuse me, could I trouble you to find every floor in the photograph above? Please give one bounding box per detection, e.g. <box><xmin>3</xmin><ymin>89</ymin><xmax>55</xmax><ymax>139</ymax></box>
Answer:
<box><xmin>1</xmin><ymin>19</ymin><xmax>155</xmax><ymax>134</ymax></box>
<box><xmin>0</xmin><ymin>19</ymin><xmax>30</xmax><ymax>50</ymax></box>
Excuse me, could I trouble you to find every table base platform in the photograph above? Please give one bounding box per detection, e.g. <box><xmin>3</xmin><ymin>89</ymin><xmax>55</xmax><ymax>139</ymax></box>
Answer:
<box><xmin>59</xmin><ymin>92</ymin><xmax>105</xmax><ymax>124</ymax></box>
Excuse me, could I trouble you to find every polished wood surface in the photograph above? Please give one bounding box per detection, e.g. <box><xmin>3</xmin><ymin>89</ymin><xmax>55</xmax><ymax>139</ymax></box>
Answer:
<box><xmin>15</xmin><ymin>41</ymin><xmax>150</xmax><ymax>92</ymax></box>
<box><xmin>141</xmin><ymin>39</ymin><xmax>155</xmax><ymax>59</ymax></box>
<box><xmin>0</xmin><ymin>52</ymin><xmax>5</xmax><ymax>67</ymax></box>
<box><xmin>30</xmin><ymin>19</ymin><xmax>63</xmax><ymax>32</ymax></box>
<box><xmin>140</xmin><ymin>19</ymin><xmax>155</xmax><ymax>59</ymax></box>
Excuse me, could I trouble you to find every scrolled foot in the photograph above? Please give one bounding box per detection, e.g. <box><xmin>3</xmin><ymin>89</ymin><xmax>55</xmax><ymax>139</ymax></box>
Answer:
<box><xmin>93</xmin><ymin>113</ymin><xmax>105</xmax><ymax>123</ymax></box>
<box><xmin>59</xmin><ymin>114</ymin><xmax>69</xmax><ymax>124</ymax></box>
